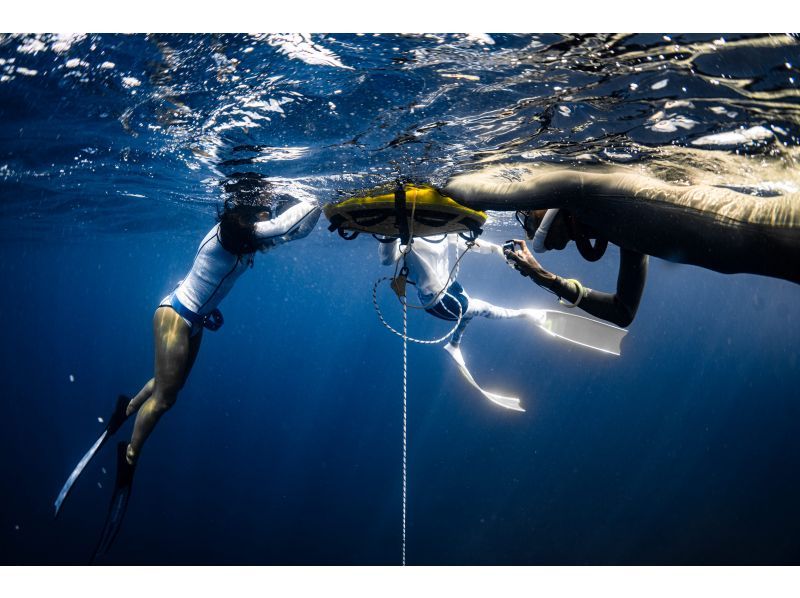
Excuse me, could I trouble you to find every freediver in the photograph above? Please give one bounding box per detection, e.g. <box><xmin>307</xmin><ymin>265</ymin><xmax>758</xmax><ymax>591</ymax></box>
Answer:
<box><xmin>442</xmin><ymin>163</ymin><xmax>800</xmax><ymax>326</ymax></box>
<box><xmin>376</xmin><ymin>230</ymin><xmax>626</xmax><ymax>411</ymax></box>
<box><xmin>379</xmin><ymin>232</ymin><xmax>552</xmax><ymax>412</ymax></box>
<box><xmin>55</xmin><ymin>172</ymin><xmax>321</xmax><ymax>557</ymax></box>
<box><xmin>126</xmin><ymin>177</ymin><xmax>319</xmax><ymax>461</ymax></box>
<box><xmin>379</xmin><ymin>233</ymin><xmax>532</xmax><ymax>348</ymax></box>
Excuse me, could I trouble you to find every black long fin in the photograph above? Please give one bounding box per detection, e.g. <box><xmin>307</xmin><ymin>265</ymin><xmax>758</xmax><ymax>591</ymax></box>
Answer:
<box><xmin>54</xmin><ymin>395</ymin><xmax>131</xmax><ymax>517</ymax></box>
<box><xmin>91</xmin><ymin>442</ymin><xmax>136</xmax><ymax>563</ymax></box>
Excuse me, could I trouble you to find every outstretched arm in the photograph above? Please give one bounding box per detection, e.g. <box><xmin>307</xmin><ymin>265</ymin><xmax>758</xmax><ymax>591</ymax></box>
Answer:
<box><xmin>254</xmin><ymin>201</ymin><xmax>321</xmax><ymax>245</ymax></box>
<box><xmin>454</xmin><ymin>235</ymin><xmax>504</xmax><ymax>257</ymax></box>
<box><xmin>506</xmin><ymin>241</ymin><xmax>647</xmax><ymax>327</ymax></box>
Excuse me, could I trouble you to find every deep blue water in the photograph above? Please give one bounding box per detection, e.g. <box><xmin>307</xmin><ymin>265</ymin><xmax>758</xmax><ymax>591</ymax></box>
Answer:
<box><xmin>1</xmin><ymin>33</ymin><xmax>799</xmax><ymax>565</ymax></box>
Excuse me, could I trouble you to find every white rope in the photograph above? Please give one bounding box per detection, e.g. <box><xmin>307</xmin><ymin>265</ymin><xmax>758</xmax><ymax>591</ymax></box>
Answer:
<box><xmin>378</xmin><ymin>197</ymin><xmax>474</xmax><ymax>564</ymax></box>
<box><xmin>372</xmin><ymin>277</ymin><xmax>463</xmax><ymax>344</ymax></box>
<box><xmin>375</xmin><ymin>277</ymin><xmax>463</xmax><ymax>567</ymax></box>
<box><xmin>402</xmin><ymin>297</ymin><xmax>407</xmax><ymax>567</ymax></box>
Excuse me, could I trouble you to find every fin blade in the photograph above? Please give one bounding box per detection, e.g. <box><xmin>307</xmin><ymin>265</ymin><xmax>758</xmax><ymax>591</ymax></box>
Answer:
<box><xmin>528</xmin><ymin>309</ymin><xmax>627</xmax><ymax>356</ymax></box>
<box><xmin>54</xmin><ymin>395</ymin><xmax>131</xmax><ymax>518</ymax></box>
<box><xmin>55</xmin><ymin>430</ymin><xmax>107</xmax><ymax>517</ymax></box>
<box><xmin>91</xmin><ymin>442</ymin><xmax>136</xmax><ymax>562</ymax></box>
<box><xmin>444</xmin><ymin>344</ymin><xmax>525</xmax><ymax>412</ymax></box>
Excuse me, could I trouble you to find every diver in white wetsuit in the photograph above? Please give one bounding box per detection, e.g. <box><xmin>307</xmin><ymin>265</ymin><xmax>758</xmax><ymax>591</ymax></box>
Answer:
<box><xmin>124</xmin><ymin>197</ymin><xmax>321</xmax><ymax>465</ymax></box>
<box><xmin>53</xmin><ymin>173</ymin><xmax>322</xmax><ymax>559</ymax></box>
<box><xmin>159</xmin><ymin>202</ymin><xmax>318</xmax><ymax>335</ymax></box>
<box><xmin>379</xmin><ymin>234</ymin><xmax>530</xmax><ymax>347</ymax></box>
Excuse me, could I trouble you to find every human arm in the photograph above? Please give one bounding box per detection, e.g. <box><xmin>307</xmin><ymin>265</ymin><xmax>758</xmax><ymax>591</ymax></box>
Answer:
<box><xmin>454</xmin><ymin>235</ymin><xmax>504</xmax><ymax>257</ymax></box>
<box><xmin>505</xmin><ymin>240</ymin><xmax>648</xmax><ymax>327</ymax></box>
<box><xmin>379</xmin><ymin>238</ymin><xmax>401</xmax><ymax>265</ymax></box>
<box><xmin>253</xmin><ymin>201</ymin><xmax>321</xmax><ymax>245</ymax></box>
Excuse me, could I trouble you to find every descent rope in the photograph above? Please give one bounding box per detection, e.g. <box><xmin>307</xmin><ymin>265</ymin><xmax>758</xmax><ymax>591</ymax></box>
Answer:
<box><xmin>375</xmin><ymin>186</ymin><xmax>477</xmax><ymax>565</ymax></box>
<box><xmin>402</xmin><ymin>296</ymin><xmax>407</xmax><ymax>566</ymax></box>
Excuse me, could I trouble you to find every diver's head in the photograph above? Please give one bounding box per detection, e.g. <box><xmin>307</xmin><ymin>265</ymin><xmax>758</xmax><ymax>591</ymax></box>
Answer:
<box><xmin>516</xmin><ymin>210</ymin><xmax>544</xmax><ymax>239</ymax></box>
<box><xmin>516</xmin><ymin>209</ymin><xmax>571</xmax><ymax>250</ymax></box>
<box><xmin>217</xmin><ymin>172</ymin><xmax>278</xmax><ymax>255</ymax></box>
<box><xmin>517</xmin><ymin>208</ymin><xmax>607</xmax><ymax>261</ymax></box>
<box><xmin>218</xmin><ymin>203</ymin><xmax>272</xmax><ymax>255</ymax></box>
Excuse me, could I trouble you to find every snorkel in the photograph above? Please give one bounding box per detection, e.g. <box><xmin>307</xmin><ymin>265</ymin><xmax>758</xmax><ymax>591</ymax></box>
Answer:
<box><xmin>531</xmin><ymin>209</ymin><xmax>560</xmax><ymax>253</ymax></box>
<box><xmin>517</xmin><ymin>208</ymin><xmax>607</xmax><ymax>261</ymax></box>
<box><xmin>515</xmin><ymin>208</ymin><xmax>561</xmax><ymax>253</ymax></box>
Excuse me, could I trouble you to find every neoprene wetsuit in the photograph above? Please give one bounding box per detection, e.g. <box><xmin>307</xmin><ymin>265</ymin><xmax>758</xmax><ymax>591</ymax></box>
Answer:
<box><xmin>379</xmin><ymin>235</ymin><xmax>529</xmax><ymax>345</ymax></box>
<box><xmin>163</xmin><ymin>201</ymin><xmax>320</xmax><ymax>334</ymax></box>
<box><xmin>531</xmin><ymin>247</ymin><xmax>648</xmax><ymax>328</ymax></box>
<box><xmin>444</xmin><ymin>164</ymin><xmax>800</xmax><ymax>285</ymax></box>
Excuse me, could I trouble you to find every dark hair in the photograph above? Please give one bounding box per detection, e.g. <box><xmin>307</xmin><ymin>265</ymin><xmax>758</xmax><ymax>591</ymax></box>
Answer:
<box><xmin>217</xmin><ymin>172</ymin><xmax>274</xmax><ymax>256</ymax></box>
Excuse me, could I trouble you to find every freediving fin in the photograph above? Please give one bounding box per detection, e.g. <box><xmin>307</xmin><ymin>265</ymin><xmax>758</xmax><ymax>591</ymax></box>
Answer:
<box><xmin>91</xmin><ymin>442</ymin><xmax>137</xmax><ymax>562</ymax></box>
<box><xmin>54</xmin><ymin>395</ymin><xmax>131</xmax><ymax>517</ymax></box>
<box><xmin>525</xmin><ymin>309</ymin><xmax>627</xmax><ymax>356</ymax></box>
<box><xmin>444</xmin><ymin>343</ymin><xmax>525</xmax><ymax>412</ymax></box>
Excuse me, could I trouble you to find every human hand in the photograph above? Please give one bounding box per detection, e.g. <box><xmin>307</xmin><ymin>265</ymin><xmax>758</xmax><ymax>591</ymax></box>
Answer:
<box><xmin>503</xmin><ymin>239</ymin><xmax>543</xmax><ymax>278</ymax></box>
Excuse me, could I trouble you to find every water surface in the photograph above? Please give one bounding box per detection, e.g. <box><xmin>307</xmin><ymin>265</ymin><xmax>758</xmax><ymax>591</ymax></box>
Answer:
<box><xmin>1</xmin><ymin>33</ymin><xmax>798</xmax><ymax>565</ymax></box>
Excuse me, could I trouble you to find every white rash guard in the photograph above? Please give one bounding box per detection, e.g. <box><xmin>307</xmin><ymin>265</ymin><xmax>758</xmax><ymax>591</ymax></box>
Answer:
<box><xmin>379</xmin><ymin>234</ymin><xmax>529</xmax><ymax>351</ymax></box>
<box><xmin>172</xmin><ymin>201</ymin><xmax>319</xmax><ymax>317</ymax></box>
<box><xmin>378</xmin><ymin>235</ymin><xmax>500</xmax><ymax>300</ymax></box>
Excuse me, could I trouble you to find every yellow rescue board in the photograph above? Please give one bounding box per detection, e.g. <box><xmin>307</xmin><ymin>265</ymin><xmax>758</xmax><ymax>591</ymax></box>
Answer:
<box><xmin>324</xmin><ymin>183</ymin><xmax>487</xmax><ymax>239</ymax></box>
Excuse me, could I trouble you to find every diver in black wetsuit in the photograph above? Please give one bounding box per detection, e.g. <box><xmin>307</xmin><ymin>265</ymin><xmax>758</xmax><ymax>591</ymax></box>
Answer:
<box><xmin>444</xmin><ymin>163</ymin><xmax>800</xmax><ymax>286</ymax></box>
<box><xmin>505</xmin><ymin>209</ymin><xmax>648</xmax><ymax>328</ymax></box>
<box><xmin>442</xmin><ymin>162</ymin><xmax>800</xmax><ymax>327</ymax></box>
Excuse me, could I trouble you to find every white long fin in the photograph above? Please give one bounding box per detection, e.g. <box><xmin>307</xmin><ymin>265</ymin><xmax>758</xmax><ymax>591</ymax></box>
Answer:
<box><xmin>526</xmin><ymin>309</ymin><xmax>626</xmax><ymax>356</ymax></box>
<box><xmin>444</xmin><ymin>343</ymin><xmax>525</xmax><ymax>412</ymax></box>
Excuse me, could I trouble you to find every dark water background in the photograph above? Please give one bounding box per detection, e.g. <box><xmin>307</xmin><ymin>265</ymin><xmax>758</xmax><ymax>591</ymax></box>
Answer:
<box><xmin>0</xmin><ymin>33</ymin><xmax>799</xmax><ymax>565</ymax></box>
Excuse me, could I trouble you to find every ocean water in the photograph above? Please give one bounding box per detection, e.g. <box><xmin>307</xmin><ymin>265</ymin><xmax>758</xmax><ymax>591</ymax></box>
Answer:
<box><xmin>0</xmin><ymin>33</ymin><xmax>799</xmax><ymax>565</ymax></box>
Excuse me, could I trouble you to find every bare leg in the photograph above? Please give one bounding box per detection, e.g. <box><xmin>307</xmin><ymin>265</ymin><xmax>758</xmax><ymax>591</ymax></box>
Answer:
<box><xmin>126</xmin><ymin>378</ymin><xmax>155</xmax><ymax>416</ymax></box>
<box><xmin>126</xmin><ymin>307</ymin><xmax>202</xmax><ymax>464</ymax></box>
